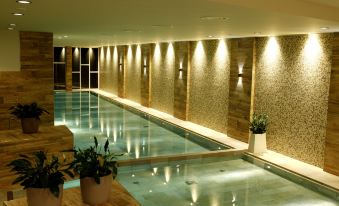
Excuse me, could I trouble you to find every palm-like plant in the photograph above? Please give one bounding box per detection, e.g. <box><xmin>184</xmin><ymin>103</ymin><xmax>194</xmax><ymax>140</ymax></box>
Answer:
<box><xmin>7</xmin><ymin>151</ymin><xmax>73</xmax><ymax>198</ymax></box>
<box><xmin>9</xmin><ymin>102</ymin><xmax>49</xmax><ymax>119</ymax></box>
<box><xmin>69</xmin><ymin>137</ymin><xmax>119</xmax><ymax>184</ymax></box>
<box><xmin>249</xmin><ymin>113</ymin><xmax>269</xmax><ymax>134</ymax></box>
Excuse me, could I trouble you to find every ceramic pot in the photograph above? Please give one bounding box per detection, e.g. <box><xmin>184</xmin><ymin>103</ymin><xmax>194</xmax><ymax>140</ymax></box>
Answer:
<box><xmin>21</xmin><ymin>118</ymin><xmax>40</xmax><ymax>134</ymax></box>
<box><xmin>80</xmin><ymin>174</ymin><xmax>112</xmax><ymax>205</ymax></box>
<box><xmin>26</xmin><ymin>185</ymin><xmax>63</xmax><ymax>206</ymax></box>
<box><xmin>248</xmin><ymin>133</ymin><xmax>267</xmax><ymax>154</ymax></box>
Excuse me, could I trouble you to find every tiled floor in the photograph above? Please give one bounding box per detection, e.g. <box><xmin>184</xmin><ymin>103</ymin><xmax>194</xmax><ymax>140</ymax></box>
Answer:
<box><xmin>92</xmin><ymin>89</ymin><xmax>339</xmax><ymax>192</ymax></box>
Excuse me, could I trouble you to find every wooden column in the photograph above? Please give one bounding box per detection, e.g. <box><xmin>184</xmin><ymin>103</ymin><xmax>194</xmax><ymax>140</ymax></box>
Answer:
<box><xmin>117</xmin><ymin>46</ymin><xmax>127</xmax><ymax>98</ymax></box>
<box><xmin>324</xmin><ymin>33</ymin><xmax>339</xmax><ymax>176</ymax></box>
<box><xmin>227</xmin><ymin>38</ymin><xmax>255</xmax><ymax>143</ymax></box>
<box><xmin>140</xmin><ymin>44</ymin><xmax>152</xmax><ymax>107</ymax></box>
<box><xmin>65</xmin><ymin>46</ymin><xmax>72</xmax><ymax>91</ymax></box>
<box><xmin>173</xmin><ymin>42</ymin><xmax>191</xmax><ymax>120</ymax></box>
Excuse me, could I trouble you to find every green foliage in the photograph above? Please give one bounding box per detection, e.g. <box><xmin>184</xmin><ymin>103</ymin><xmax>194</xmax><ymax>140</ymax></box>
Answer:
<box><xmin>249</xmin><ymin>113</ymin><xmax>269</xmax><ymax>134</ymax></box>
<box><xmin>9</xmin><ymin>102</ymin><xmax>49</xmax><ymax>119</ymax></box>
<box><xmin>69</xmin><ymin>137</ymin><xmax>119</xmax><ymax>184</ymax></box>
<box><xmin>7</xmin><ymin>151</ymin><xmax>73</xmax><ymax>198</ymax></box>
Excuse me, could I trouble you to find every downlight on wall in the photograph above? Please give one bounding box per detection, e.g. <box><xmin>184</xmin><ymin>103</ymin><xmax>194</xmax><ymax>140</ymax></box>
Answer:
<box><xmin>16</xmin><ymin>0</ymin><xmax>32</xmax><ymax>4</ymax></box>
<box><xmin>179</xmin><ymin>62</ymin><xmax>183</xmax><ymax>80</ymax></box>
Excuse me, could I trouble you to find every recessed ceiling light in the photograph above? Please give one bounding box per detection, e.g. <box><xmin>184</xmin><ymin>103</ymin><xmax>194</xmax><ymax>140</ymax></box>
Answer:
<box><xmin>63</xmin><ymin>35</ymin><xmax>68</xmax><ymax>38</ymax></box>
<box><xmin>254</xmin><ymin>32</ymin><xmax>262</xmax><ymax>35</ymax></box>
<box><xmin>16</xmin><ymin>0</ymin><xmax>32</xmax><ymax>4</ymax></box>
<box><xmin>207</xmin><ymin>35</ymin><xmax>214</xmax><ymax>38</ymax></box>
<box><xmin>320</xmin><ymin>27</ymin><xmax>329</xmax><ymax>30</ymax></box>
<box><xmin>12</xmin><ymin>13</ymin><xmax>24</xmax><ymax>16</ymax></box>
<box><xmin>200</xmin><ymin>16</ymin><xmax>229</xmax><ymax>21</ymax></box>
<box><xmin>9</xmin><ymin>23</ymin><xmax>16</xmax><ymax>27</ymax></box>
<box><xmin>8</xmin><ymin>27</ymin><xmax>15</xmax><ymax>30</ymax></box>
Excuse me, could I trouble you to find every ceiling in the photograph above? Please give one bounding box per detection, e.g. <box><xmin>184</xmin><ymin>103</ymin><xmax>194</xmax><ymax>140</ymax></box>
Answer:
<box><xmin>1</xmin><ymin>0</ymin><xmax>339</xmax><ymax>47</ymax></box>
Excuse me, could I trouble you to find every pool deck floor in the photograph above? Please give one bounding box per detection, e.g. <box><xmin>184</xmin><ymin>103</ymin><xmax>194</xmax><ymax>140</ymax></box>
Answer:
<box><xmin>91</xmin><ymin>89</ymin><xmax>339</xmax><ymax>192</ymax></box>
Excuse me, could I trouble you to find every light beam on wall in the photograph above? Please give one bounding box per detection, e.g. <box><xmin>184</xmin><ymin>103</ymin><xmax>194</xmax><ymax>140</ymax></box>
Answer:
<box><xmin>264</xmin><ymin>37</ymin><xmax>280</xmax><ymax>64</ymax></box>
<box><xmin>154</xmin><ymin>43</ymin><xmax>161</xmax><ymax>63</ymax></box>
<box><xmin>303</xmin><ymin>34</ymin><xmax>322</xmax><ymax>68</ymax></box>
<box><xmin>136</xmin><ymin>45</ymin><xmax>141</xmax><ymax>62</ymax></box>
<box><xmin>167</xmin><ymin>43</ymin><xmax>174</xmax><ymax>61</ymax></box>
<box><xmin>113</xmin><ymin>46</ymin><xmax>118</xmax><ymax>63</ymax></box>
<box><xmin>193</xmin><ymin>41</ymin><xmax>206</xmax><ymax>68</ymax></box>
<box><xmin>127</xmin><ymin>45</ymin><xmax>132</xmax><ymax>61</ymax></box>
<box><xmin>216</xmin><ymin>39</ymin><xmax>227</xmax><ymax>61</ymax></box>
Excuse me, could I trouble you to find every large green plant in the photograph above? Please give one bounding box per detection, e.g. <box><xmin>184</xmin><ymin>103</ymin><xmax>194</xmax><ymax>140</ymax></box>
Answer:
<box><xmin>7</xmin><ymin>151</ymin><xmax>73</xmax><ymax>198</ymax></box>
<box><xmin>9</xmin><ymin>102</ymin><xmax>49</xmax><ymax>119</ymax></box>
<box><xmin>249</xmin><ymin>113</ymin><xmax>269</xmax><ymax>134</ymax></box>
<box><xmin>69</xmin><ymin>137</ymin><xmax>119</xmax><ymax>184</ymax></box>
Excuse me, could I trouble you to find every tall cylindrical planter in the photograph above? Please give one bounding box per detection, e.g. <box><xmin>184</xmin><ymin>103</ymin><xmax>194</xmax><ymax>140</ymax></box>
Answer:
<box><xmin>80</xmin><ymin>174</ymin><xmax>112</xmax><ymax>205</ymax></box>
<box><xmin>21</xmin><ymin>118</ymin><xmax>40</xmax><ymax>134</ymax></box>
<box><xmin>26</xmin><ymin>185</ymin><xmax>63</xmax><ymax>206</ymax></box>
<box><xmin>248</xmin><ymin>133</ymin><xmax>267</xmax><ymax>154</ymax></box>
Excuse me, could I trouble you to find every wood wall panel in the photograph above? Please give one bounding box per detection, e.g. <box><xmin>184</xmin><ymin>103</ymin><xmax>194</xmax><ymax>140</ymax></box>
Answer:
<box><xmin>140</xmin><ymin>44</ymin><xmax>152</xmax><ymax>107</ymax></box>
<box><xmin>227</xmin><ymin>38</ymin><xmax>254</xmax><ymax>143</ymax></box>
<box><xmin>117</xmin><ymin>46</ymin><xmax>127</xmax><ymax>98</ymax></box>
<box><xmin>324</xmin><ymin>33</ymin><xmax>339</xmax><ymax>175</ymax></box>
<box><xmin>0</xmin><ymin>31</ymin><xmax>54</xmax><ymax>130</ymax></box>
<box><xmin>173</xmin><ymin>42</ymin><xmax>190</xmax><ymax>120</ymax></box>
<box><xmin>65</xmin><ymin>46</ymin><xmax>72</xmax><ymax>91</ymax></box>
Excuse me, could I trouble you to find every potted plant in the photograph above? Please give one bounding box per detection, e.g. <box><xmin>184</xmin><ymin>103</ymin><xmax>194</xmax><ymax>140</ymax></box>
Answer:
<box><xmin>69</xmin><ymin>137</ymin><xmax>118</xmax><ymax>205</ymax></box>
<box><xmin>9</xmin><ymin>102</ymin><xmax>49</xmax><ymax>134</ymax></box>
<box><xmin>248</xmin><ymin>113</ymin><xmax>269</xmax><ymax>154</ymax></box>
<box><xmin>7</xmin><ymin>151</ymin><xmax>73</xmax><ymax>206</ymax></box>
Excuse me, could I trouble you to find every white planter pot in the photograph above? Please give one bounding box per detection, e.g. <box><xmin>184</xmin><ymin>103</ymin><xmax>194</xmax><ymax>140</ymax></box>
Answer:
<box><xmin>26</xmin><ymin>185</ymin><xmax>63</xmax><ymax>206</ymax></box>
<box><xmin>248</xmin><ymin>133</ymin><xmax>267</xmax><ymax>154</ymax></box>
<box><xmin>80</xmin><ymin>174</ymin><xmax>112</xmax><ymax>205</ymax></box>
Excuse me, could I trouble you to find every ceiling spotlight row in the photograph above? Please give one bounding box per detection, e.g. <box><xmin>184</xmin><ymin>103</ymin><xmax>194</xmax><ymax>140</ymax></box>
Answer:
<box><xmin>8</xmin><ymin>0</ymin><xmax>32</xmax><ymax>30</ymax></box>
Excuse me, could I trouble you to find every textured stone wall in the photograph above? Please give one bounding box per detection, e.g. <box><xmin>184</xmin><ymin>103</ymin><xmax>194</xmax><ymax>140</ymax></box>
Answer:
<box><xmin>0</xmin><ymin>31</ymin><xmax>54</xmax><ymax>130</ymax></box>
<box><xmin>254</xmin><ymin>34</ymin><xmax>333</xmax><ymax>167</ymax></box>
<box><xmin>65</xmin><ymin>46</ymin><xmax>72</xmax><ymax>91</ymax></box>
<box><xmin>151</xmin><ymin>43</ymin><xmax>175</xmax><ymax>115</ymax></box>
<box><xmin>189</xmin><ymin>40</ymin><xmax>231</xmax><ymax>134</ymax></box>
<box><xmin>125</xmin><ymin>45</ymin><xmax>141</xmax><ymax>103</ymax></box>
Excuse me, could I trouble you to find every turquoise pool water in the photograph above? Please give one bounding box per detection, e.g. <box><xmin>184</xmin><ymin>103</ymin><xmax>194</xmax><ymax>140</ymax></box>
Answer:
<box><xmin>117</xmin><ymin>157</ymin><xmax>339</xmax><ymax>206</ymax></box>
<box><xmin>54</xmin><ymin>91</ymin><xmax>228</xmax><ymax>160</ymax></box>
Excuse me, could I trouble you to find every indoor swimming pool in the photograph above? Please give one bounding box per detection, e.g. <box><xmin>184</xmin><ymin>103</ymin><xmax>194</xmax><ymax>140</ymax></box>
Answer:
<box><xmin>117</xmin><ymin>157</ymin><xmax>339</xmax><ymax>206</ymax></box>
<box><xmin>54</xmin><ymin>91</ymin><xmax>228</xmax><ymax>160</ymax></box>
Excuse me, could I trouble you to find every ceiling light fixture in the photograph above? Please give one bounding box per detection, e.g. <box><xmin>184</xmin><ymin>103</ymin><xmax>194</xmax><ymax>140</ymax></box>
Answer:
<box><xmin>320</xmin><ymin>27</ymin><xmax>329</xmax><ymax>30</ymax></box>
<box><xmin>9</xmin><ymin>23</ymin><xmax>16</xmax><ymax>27</ymax></box>
<box><xmin>63</xmin><ymin>35</ymin><xmax>68</xmax><ymax>38</ymax></box>
<box><xmin>207</xmin><ymin>35</ymin><xmax>215</xmax><ymax>38</ymax></box>
<box><xmin>8</xmin><ymin>27</ymin><xmax>15</xmax><ymax>30</ymax></box>
<box><xmin>16</xmin><ymin>0</ymin><xmax>32</xmax><ymax>4</ymax></box>
<box><xmin>12</xmin><ymin>13</ymin><xmax>24</xmax><ymax>16</ymax></box>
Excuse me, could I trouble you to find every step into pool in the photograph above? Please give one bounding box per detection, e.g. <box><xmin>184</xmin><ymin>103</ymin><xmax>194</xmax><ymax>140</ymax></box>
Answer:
<box><xmin>54</xmin><ymin>91</ymin><xmax>229</xmax><ymax>160</ymax></box>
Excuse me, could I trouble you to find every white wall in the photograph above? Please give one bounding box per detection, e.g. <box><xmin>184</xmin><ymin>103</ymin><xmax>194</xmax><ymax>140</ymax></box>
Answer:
<box><xmin>0</xmin><ymin>30</ymin><xmax>20</xmax><ymax>71</ymax></box>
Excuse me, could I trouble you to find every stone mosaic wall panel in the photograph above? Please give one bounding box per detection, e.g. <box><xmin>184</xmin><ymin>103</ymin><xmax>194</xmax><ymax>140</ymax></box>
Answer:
<box><xmin>99</xmin><ymin>46</ymin><xmax>118</xmax><ymax>95</ymax></box>
<box><xmin>151</xmin><ymin>43</ymin><xmax>175</xmax><ymax>115</ymax></box>
<box><xmin>254</xmin><ymin>34</ymin><xmax>333</xmax><ymax>167</ymax></box>
<box><xmin>189</xmin><ymin>40</ymin><xmax>231</xmax><ymax>134</ymax></box>
<box><xmin>125</xmin><ymin>45</ymin><xmax>141</xmax><ymax>103</ymax></box>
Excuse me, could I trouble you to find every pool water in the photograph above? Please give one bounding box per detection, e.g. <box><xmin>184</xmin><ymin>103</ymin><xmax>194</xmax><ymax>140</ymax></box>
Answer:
<box><xmin>117</xmin><ymin>157</ymin><xmax>339</xmax><ymax>206</ymax></box>
<box><xmin>54</xmin><ymin>91</ymin><xmax>227</xmax><ymax>160</ymax></box>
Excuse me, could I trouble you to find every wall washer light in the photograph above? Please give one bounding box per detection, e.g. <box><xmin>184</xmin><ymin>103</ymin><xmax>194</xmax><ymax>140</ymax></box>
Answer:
<box><xmin>16</xmin><ymin>0</ymin><xmax>32</xmax><ymax>4</ymax></box>
<box><xmin>12</xmin><ymin>13</ymin><xmax>24</xmax><ymax>16</ymax></box>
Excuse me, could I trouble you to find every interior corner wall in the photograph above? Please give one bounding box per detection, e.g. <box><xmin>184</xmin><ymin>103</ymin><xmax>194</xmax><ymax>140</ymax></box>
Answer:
<box><xmin>125</xmin><ymin>45</ymin><xmax>141</xmax><ymax>103</ymax></box>
<box><xmin>189</xmin><ymin>40</ymin><xmax>231</xmax><ymax>134</ymax></box>
<box><xmin>0</xmin><ymin>31</ymin><xmax>54</xmax><ymax>130</ymax></box>
<box><xmin>254</xmin><ymin>34</ymin><xmax>333</xmax><ymax>167</ymax></box>
<box><xmin>99</xmin><ymin>46</ymin><xmax>118</xmax><ymax>95</ymax></box>
<box><xmin>0</xmin><ymin>30</ymin><xmax>20</xmax><ymax>72</ymax></box>
<box><xmin>151</xmin><ymin>43</ymin><xmax>175</xmax><ymax>115</ymax></box>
